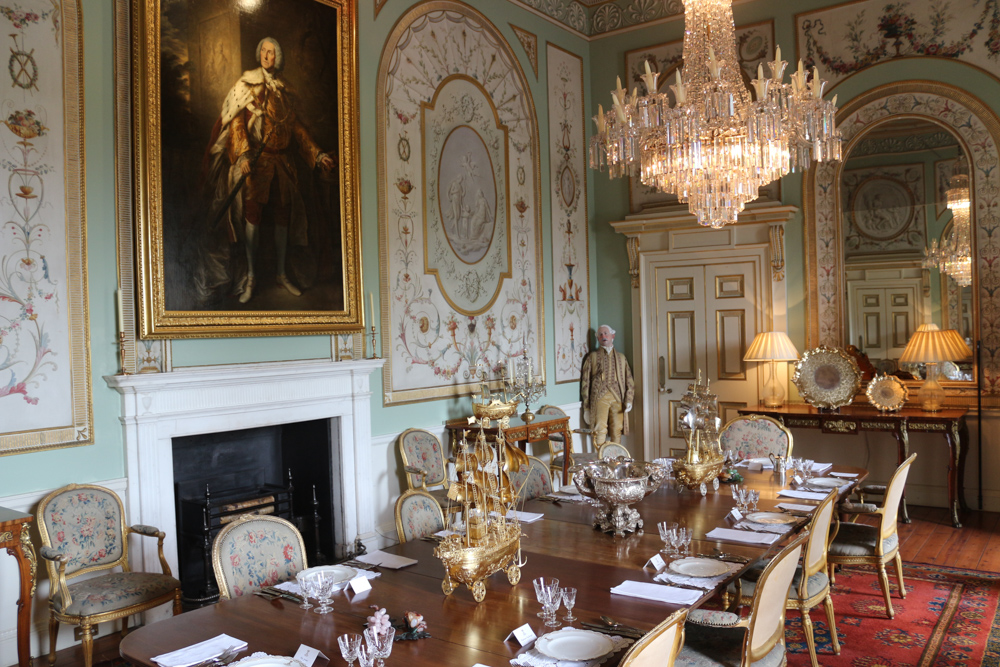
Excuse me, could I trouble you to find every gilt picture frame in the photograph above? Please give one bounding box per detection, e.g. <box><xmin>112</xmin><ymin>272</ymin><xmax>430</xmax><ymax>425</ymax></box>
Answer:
<box><xmin>131</xmin><ymin>0</ymin><xmax>361</xmax><ymax>338</ymax></box>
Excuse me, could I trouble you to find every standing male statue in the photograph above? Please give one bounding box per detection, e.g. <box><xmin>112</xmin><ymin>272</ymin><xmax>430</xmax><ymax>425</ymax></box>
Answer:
<box><xmin>580</xmin><ymin>325</ymin><xmax>634</xmax><ymax>446</ymax></box>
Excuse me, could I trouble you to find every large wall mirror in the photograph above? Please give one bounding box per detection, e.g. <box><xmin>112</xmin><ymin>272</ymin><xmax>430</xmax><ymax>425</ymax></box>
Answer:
<box><xmin>840</xmin><ymin>117</ymin><xmax>974</xmax><ymax>382</ymax></box>
<box><xmin>805</xmin><ymin>81</ymin><xmax>1000</xmax><ymax>398</ymax></box>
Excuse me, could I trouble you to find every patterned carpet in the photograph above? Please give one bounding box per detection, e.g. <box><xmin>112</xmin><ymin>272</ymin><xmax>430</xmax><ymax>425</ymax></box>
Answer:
<box><xmin>784</xmin><ymin>563</ymin><xmax>1000</xmax><ymax>666</ymax></box>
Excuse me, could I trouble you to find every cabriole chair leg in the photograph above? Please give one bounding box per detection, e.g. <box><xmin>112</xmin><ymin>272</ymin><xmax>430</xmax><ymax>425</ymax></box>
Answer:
<box><xmin>877</xmin><ymin>561</ymin><xmax>895</xmax><ymax>619</ymax></box>
<box><xmin>47</xmin><ymin>616</ymin><xmax>58</xmax><ymax>666</ymax></box>
<box><xmin>823</xmin><ymin>593</ymin><xmax>841</xmax><ymax>654</ymax></box>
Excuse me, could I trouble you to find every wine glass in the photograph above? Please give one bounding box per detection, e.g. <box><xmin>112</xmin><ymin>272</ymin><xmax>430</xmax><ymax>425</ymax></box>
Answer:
<box><xmin>803</xmin><ymin>459</ymin><xmax>815</xmax><ymax>481</ymax></box>
<box><xmin>561</xmin><ymin>587</ymin><xmax>577</xmax><ymax>624</ymax></box>
<box><xmin>747</xmin><ymin>489</ymin><xmax>760</xmax><ymax>513</ymax></box>
<box><xmin>338</xmin><ymin>634</ymin><xmax>362</xmax><ymax>667</ymax></box>
<box><xmin>364</xmin><ymin>626</ymin><xmax>395</xmax><ymax>667</ymax></box>
<box><xmin>675</xmin><ymin>527</ymin><xmax>692</xmax><ymax>556</ymax></box>
<box><xmin>311</xmin><ymin>571</ymin><xmax>336</xmax><ymax>614</ymax></box>
<box><xmin>356</xmin><ymin>643</ymin><xmax>376</xmax><ymax>667</ymax></box>
<box><xmin>533</xmin><ymin>577</ymin><xmax>558</xmax><ymax>618</ymax></box>
<box><xmin>657</xmin><ymin>521</ymin><xmax>678</xmax><ymax>555</ymax></box>
<box><xmin>541</xmin><ymin>584</ymin><xmax>563</xmax><ymax>628</ymax></box>
<box><xmin>295</xmin><ymin>571</ymin><xmax>314</xmax><ymax>610</ymax></box>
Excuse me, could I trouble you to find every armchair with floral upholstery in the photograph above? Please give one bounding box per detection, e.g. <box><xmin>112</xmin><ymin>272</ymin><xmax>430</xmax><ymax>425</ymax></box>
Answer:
<box><xmin>36</xmin><ymin>483</ymin><xmax>182</xmax><ymax>667</ymax></box>
<box><xmin>718</xmin><ymin>415</ymin><xmax>793</xmax><ymax>461</ymax></box>
<box><xmin>395</xmin><ymin>489</ymin><xmax>446</xmax><ymax>542</ymax></box>
<box><xmin>508</xmin><ymin>455</ymin><xmax>553</xmax><ymax>501</ymax></box>
<box><xmin>398</xmin><ymin>428</ymin><xmax>454</xmax><ymax>513</ymax></box>
<box><xmin>211</xmin><ymin>514</ymin><xmax>307</xmax><ymax>599</ymax></box>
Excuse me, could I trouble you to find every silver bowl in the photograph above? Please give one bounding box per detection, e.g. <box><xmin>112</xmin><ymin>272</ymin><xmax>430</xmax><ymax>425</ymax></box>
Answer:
<box><xmin>572</xmin><ymin>457</ymin><xmax>668</xmax><ymax>536</ymax></box>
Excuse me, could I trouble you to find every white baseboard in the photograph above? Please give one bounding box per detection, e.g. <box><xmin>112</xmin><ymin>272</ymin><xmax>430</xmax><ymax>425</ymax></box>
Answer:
<box><xmin>0</xmin><ymin>478</ymin><xmax>127</xmax><ymax>667</ymax></box>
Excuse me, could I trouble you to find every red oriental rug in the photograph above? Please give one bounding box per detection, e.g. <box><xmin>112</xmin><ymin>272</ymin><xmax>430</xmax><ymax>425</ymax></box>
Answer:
<box><xmin>783</xmin><ymin>563</ymin><xmax>1000</xmax><ymax>666</ymax></box>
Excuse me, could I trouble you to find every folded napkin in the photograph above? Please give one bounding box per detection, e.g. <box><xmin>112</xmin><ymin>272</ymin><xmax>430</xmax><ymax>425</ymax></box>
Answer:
<box><xmin>778</xmin><ymin>489</ymin><xmax>830</xmax><ymax>501</ymax></box>
<box><xmin>355</xmin><ymin>550</ymin><xmax>417</xmax><ymax>569</ymax></box>
<box><xmin>433</xmin><ymin>529</ymin><xmax>463</xmax><ymax>538</ymax></box>
<box><xmin>611</xmin><ymin>580</ymin><xmax>703</xmax><ymax>605</ymax></box>
<box><xmin>705</xmin><ymin>527</ymin><xmax>780</xmax><ymax>545</ymax></box>
<box><xmin>654</xmin><ymin>561</ymin><xmax>740</xmax><ymax>590</ymax></box>
<box><xmin>151</xmin><ymin>635</ymin><xmax>247</xmax><ymax>667</ymax></box>
<box><xmin>736</xmin><ymin>461</ymin><xmax>774</xmax><ymax>470</ymax></box>
<box><xmin>512</xmin><ymin>510</ymin><xmax>544</xmax><ymax>523</ymax></box>
<box><xmin>829</xmin><ymin>471</ymin><xmax>859</xmax><ymax>478</ymax></box>
<box><xmin>735</xmin><ymin>520</ymin><xmax>791</xmax><ymax>534</ymax></box>
<box><xmin>811</xmin><ymin>462</ymin><xmax>833</xmax><ymax>474</ymax></box>
<box><xmin>777</xmin><ymin>503</ymin><xmax>816</xmax><ymax>513</ymax></box>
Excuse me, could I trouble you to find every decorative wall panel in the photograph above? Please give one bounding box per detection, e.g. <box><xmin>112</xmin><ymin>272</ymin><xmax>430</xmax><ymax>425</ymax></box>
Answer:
<box><xmin>378</xmin><ymin>3</ymin><xmax>543</xmax><ymax>404</ymax></box>
<box><xmin>547</xmin><ymin>44</ymin><xmax>589</xmax><ymax>383</ymax></box>
<box><xmin>841</xmin><ymin>164</ymin><xmax>926</xmax><ymax>259</ymax></box>
<box><xmin>0</xmin><ymin>1</ymin><xmax>90</xmax><ymax>455</ymax></box>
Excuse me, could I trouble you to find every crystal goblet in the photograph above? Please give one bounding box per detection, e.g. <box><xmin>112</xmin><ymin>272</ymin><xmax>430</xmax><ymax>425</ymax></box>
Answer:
<box><xmin>295</xmin><ymin>571</ymin><xmax>314</xmax><ymax>610</ymax></box>
<box><xmin>338</xmin><ymin>633</ymin><xmax>362</xmax><ymax>667</ymax></box>
<box><xmin>561</xmin><ymin>586</ymin><xmax>577</xmax><ymax>623</ymax></box>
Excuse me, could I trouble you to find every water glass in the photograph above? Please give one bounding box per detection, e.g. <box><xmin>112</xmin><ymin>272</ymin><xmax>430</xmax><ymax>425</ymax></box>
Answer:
<box><xmin>562</xmin><ymin>586</ymin><xmax>577</xmax><ymax>623</ymax></box>
<box><xmin>803</xmin><ymin>459</ymin><xmax>815</xmax><ymax>480</ymax></box>
<box><xmin>364</xmin><ymin>626</ymin><xmax>395</xmax><ymax>667</ymax></box>
<box><xmin>356</xmin><ymin>643</ymin><xmax>376</xmax><ymax>667</ymax></box>
<box><xmin>747</xmin><ymin>489</ymin><xmax>760</xmax><ymax>513</ymax></box>
<box><xmin>296</xmin><ymin>571</ymin><xmax>314</xmax><ymax>610</ymax></box>
<box><xmin>541</xmin><ymin>584</ymin><xmax>563</xmax><ymax>628</ymax></box>
<box><xmin>657</xmin><ymin>521</ymin><xmax>678</xmax><ymax>554</ymax></box>
<box><xmin>675</xmin><ymin>527</ymin><xmax>692</xmax><ymax>555</ymax></box>
<box><xmin>309</xmin><ymin>571</ymin><xmax>336</xmax><ymax>614</ymax></box>
<box><xmin>533</xmin><ymin>577</ymin><xmax>558</xmax><ymax>618</ymax></box>
<box><xmin>338</xmin><ymin>633</ymin><xmax>362</xmax><ymax>667</ymax></box>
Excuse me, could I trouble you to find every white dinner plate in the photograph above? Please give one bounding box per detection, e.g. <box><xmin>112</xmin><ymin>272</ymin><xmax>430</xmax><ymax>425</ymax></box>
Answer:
<box><xmin>668</xmin><ymin>557</ymin><xmax>730</xmax><ymax>578</ymax></box>
<box><xmin>746</xmin><ymin>512</ymin><xmax>799</xmax><ymax>525</ymax></box>
<box><xmin>806</xmin><ymin>478</ymin><xmax>843</xmax><ymax>489</ymax></box>
<box><xmin>535</xmin><ymin>629</ymin><xmax>615</xmax><ymax>661</ymax></box>
<box><xmin>299</xmin><ymin>565</ymin><xmax>357</xmax><ymax>589</ymax></box>
<box><xmin>231</xmin><ymin>654</ymin><xmax>305</xmax><ymax>667</ymax></box>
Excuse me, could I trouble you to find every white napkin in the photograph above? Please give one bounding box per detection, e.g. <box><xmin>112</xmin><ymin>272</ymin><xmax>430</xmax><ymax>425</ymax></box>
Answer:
<box><xmin>512</xmin><ymin>510</ymin><xmax>545</xmax><ymax>523</ymax></box>
<box><xmin>829</xmin><ymin>471</ymin><xmax>859</xmax><ymax>478</ymax></box>
<box><xmin>777</xmin><ymin>503</ymin><xmax>816</xmax><ymax>513</ymax></box>
<box><xmin>610</xmin><ymin>580</ymin><xmax>703</xmax><ymax>605</ymax></box>
<box><xmin>811</xmin><ymin>462</ymin><xmax>833</xmax><ymax>474</ymax></box>
<box><xmin>778</xmin><ymin>489</ymin><xmax>830</xmax><ymax>501</ymax></box>
<box><xmin>274</xmin><ymin>568</ymin><xmax>381</xmax><ymax>596</ymax></box>
<box><xmin>654</xmin><ymin>561</ymin><xmax>740</xmax><ymax>590</ymax></box>
<box><xmin>736</xmin><ymin>461</ymin><xmax>774</xmax><ymax>470</ymax></box>
<box><xmin>735</xmin><ymin>520</ymin><xmax>791</xmax><ymax>534</ymax></box>
<box><xmin>705</xmin><ymin>527</ymin><xmax>780</xmax><ymax>545</ymax></box>
<box><xmin>151</xmin><ymin>635</ymin><xmax>247</xmax><ymax>667</ymax></box>
<box><xmin>355</xmin><ymin>550</ymin><xmax>417</xmax><ymax>569</ymax></box>
<box><xmin>433</xmin><ymin>529</ymin><xmax>463</xmax><ymax>537</ymax></box>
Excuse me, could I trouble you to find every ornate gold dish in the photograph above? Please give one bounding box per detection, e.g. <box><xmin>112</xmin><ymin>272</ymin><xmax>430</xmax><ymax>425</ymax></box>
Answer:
<box><xmin>793</xmin><ymin>346</ymin><xmax>862</xmax><ymax>409</ymax></box>
<box><xmin>866</xmin><ymin>373</ymin><xmax>908</xmax><ymax>412</ymax></box>
<box><xmin>572</xmin><ymin>458</ymin><xmax>668</xmax><ymax>536</ymax></box>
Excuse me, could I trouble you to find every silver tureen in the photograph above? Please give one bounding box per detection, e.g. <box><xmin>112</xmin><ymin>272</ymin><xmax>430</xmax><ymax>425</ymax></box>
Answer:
<box><xmin>572</xmin><ymin>457</ymin><xmax>669</xmax><ymax>536</ymax></box>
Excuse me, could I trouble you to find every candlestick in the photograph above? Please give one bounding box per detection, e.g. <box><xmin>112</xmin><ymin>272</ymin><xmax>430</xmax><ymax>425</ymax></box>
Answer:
<box><xmin>118</xmin><ymin>331</ymin><xmax>128</xmax><ymax>376</ymax></box>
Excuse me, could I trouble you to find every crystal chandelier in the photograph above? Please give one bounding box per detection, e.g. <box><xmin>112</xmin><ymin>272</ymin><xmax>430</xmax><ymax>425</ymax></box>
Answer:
<box><xmin>588</xmin><ymin>0</ymin><xmax>842</xmax><ymax>228</ymax></box>
<box><xmin>924</xmin><ymin>165</ymin><xmax>972</xmax><ymax>287</ymax></box>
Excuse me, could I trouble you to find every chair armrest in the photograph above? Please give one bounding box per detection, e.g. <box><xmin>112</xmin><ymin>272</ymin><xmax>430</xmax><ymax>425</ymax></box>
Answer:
<box><xmin>128</xmin><ymin>525</ymin><xmax>172</xmax><ymax>576</ymax></box>
<box><xmin>839</xmin><ymin>502</ymin><xmax>879</xmax><ymax>514</ymax></box>
<box><xmin>859</xmin><ymin>484</ymin><xmax>887</xmax><ymax>496</ymax></box>
<box><xmin>403</xmin><ymin>465</ymin><xmax>429</xmax><ymax>489</ymax></box>
<box><xmin>687</xmin><ymin>609</ymin><xmax>747</xmax><ymax>628</ymax></box>
<box><xmin>39</xmin><ymin>547</ymin><xmax>72</xmax><ymax>607</ymax></box>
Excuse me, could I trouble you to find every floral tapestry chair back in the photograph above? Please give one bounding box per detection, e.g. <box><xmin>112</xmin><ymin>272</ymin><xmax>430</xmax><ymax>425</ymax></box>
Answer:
<box><xmin>395</xmin><ymin>489</ymin><xmax>446</xmax><ymax>542</ymax></box>
<box><xmin>38</xmin><ymin>485</ymin><xmax>128</xmax><ymax>579</ymax></box>
<box><xmin>509</xmin><ymin>456</ymin><xmax>553</xmax><ymax>502</ymax></box>
<box><xmin>718</xmin><ymin>415</ymin><xmax>793</xmax><ymax>461</ymax></box>
<box><xmin>399</xmin><ymin>428</ymin><xmax>448</xmax><ymax>490</ymax></box>
<box><xmin>212</xmin><ymin>514</ymin><xmax>307</xmax><ymax>600</ymax></box>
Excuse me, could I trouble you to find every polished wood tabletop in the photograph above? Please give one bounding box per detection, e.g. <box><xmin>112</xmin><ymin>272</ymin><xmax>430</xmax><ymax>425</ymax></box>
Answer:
<box><xmin>121</xmin><ymin>465</ymin><xmax>867</xmax><ymax>667</ymax></box>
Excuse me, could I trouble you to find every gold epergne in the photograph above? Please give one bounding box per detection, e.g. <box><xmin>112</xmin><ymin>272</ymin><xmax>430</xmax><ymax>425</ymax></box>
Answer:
<box><xmin>672</xmin><ymin>371</ymin><xmax>725</xmax><ymax>495</ymax></box>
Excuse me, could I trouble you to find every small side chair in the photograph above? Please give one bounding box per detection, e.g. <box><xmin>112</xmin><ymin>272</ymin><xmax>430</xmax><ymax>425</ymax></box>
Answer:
<box><xmin>398</xmin><ymin>428</ymin><xmax>453</xmax><ymax>512</ymax></box>
<box><xmin>395</xmin><ymin>488</ymin><xmax>446</xmax><ymax>542</ymax></box>
<box><xmin>509</xmin><ymin>455</ymin><xmax>554</xmax><ymax>501</ymax></box>
<box><xmin>36</xmin><ymin>483</ymin><xmax>182</xmax><ymax>667</ymax></box>
<box><xmin>598</xmin><ymin>442</ymin><xmax>630</xmax><ymax>459</ymax></box>
<box><xmin>537</xmin><ymin>405</ymin><xmax>597</xmax><ymax>484</ymax></box>
<box><xmin>718</xmin><ymin>414</ymin><xmax>793</xmax><ymax>461</ymax></box>
<box><xmin>211</xmin><ymin>514</ymin><xmax>307</xmax><ymax>599</ymax></box>
<box><xmin>619</xmin><ymin>608</ymin><xmax>688</xmax><ymax>666</ymax></box>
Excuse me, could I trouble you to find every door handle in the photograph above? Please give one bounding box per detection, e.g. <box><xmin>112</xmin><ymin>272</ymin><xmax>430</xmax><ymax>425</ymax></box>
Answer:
<box><xmin>659</xmin><ymin>356</ymin><xmax>670</xmax><ymax>393</ymax></box>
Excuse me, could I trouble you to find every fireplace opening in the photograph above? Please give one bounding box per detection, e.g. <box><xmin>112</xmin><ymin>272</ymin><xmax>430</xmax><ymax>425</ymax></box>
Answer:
<box><xmin>172</xmin><ymin>418</ymin><xmax>338</xmax><ymax>605</ymax></box>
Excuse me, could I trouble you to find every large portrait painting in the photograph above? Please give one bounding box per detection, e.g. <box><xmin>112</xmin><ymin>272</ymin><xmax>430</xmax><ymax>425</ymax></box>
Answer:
<box><xmin>378</xmin><ymin>2</ymin><xmax>543</xmax><ymax>405</ymax></box>
<box><xmin>0</xmin><ymin>1</ymin><xmax>91</xmax><ymax>455</ymax></box>
<box><xmin>131</xmin><ymin>0</ymin><xmax>361</xmax><ymax>338</ymax></box>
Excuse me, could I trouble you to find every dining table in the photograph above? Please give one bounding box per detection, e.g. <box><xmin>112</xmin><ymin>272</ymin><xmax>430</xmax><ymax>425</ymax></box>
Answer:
<box><xmin>120</xmin><ymin>462</ymin><xmax>867</xmax><ymax>667</ymax></box>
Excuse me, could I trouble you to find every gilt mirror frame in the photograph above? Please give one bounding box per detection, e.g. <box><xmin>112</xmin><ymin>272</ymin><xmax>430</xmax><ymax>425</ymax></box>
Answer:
<box><xmin>804</xmin><ymin>81</ymin><xmax>1000</xmax><ymax>397</ymax></box>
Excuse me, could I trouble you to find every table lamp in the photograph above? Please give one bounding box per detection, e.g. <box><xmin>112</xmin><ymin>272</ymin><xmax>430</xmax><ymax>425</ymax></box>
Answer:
<box><xmin>744</xmin><ymin>331</ymin><xmax>799</xmax><ymax>408</ymax></box>
<box><xmin>898</xmin><ymin>324</ymin><xmax>971</xmax><ymax>411</ymax></box>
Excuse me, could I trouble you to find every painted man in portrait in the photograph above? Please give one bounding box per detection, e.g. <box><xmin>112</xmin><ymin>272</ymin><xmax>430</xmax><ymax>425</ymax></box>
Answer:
<box><xmin>201</xmin><ymin>36</ymin><xmax>336</xmax><ymax>304</ymax></box>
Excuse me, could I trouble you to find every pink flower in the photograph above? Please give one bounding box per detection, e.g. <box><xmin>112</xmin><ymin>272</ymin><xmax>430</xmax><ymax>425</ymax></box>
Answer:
<box><xmin>230</xmin><ymin>555</ymin><xmax>241</xmax><ymax>568</ymax></box>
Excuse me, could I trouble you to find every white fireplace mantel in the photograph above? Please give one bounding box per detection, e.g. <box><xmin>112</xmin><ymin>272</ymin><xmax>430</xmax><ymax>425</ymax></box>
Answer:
<box><xmin>105</xmin><ymin>358</ymin><xmax>385</xmax><ymax>583</ymax></box>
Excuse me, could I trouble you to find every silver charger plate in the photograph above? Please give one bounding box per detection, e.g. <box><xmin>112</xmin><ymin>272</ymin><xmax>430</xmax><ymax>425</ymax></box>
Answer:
<box><xmin>793</xmin><ymin>347</ymin><xmax>862</xmax><ymax>409</ymax></box>
<box><xmin>534</xmin><ymin>629</ymin><xmax>615</xmax><ymax>661</ymax></box>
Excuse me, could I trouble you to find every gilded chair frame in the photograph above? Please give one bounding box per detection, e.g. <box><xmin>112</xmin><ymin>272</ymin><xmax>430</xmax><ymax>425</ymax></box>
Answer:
<box><xmin>828</xmin><ymin>452</ymin><xmax>917</xmax><ymax>619</ymax></box>
<box><xmin>538</xmin><ymin>405</ymin><xmax>573</xmax><ymax>479</ymax></box>
<box><xmin>211</xmin><ymin>513</ymin><xmax>308</xmax><ymax>600</ymax></box>
<box><xmin>598</xmin><ymin>442</ymin><xmax>630</xmax><ymax>459</ymax></box>
<box><xmin>36</xmin><ymin>483</ymin><xmax>181</xmax><ymax>667</ymax></box>
<box><xmin>619</xmin><ymin>608</ymin><xmax>687</xmax><ymax>666</ymax></box>
<box><xmin>394</xmin><ymin>488</ymin><xmax>446</xmax><ymax>543</ymax></box>
<box><xmin>398</xmin><ymin>427</ymin><xmax>450</xmax><ymax>491</ymax></box>
<box><xmin>718</xmin><ymin>414</ymin><xmax>793</xmax><ymax>460</ymax></box>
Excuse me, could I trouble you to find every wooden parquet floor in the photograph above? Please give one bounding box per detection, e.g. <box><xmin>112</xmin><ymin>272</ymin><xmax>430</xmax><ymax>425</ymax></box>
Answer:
<box><xmin>21</xmin><ymin>505</ymin><xmax>1000</xmax><ymax>667</ymax></box>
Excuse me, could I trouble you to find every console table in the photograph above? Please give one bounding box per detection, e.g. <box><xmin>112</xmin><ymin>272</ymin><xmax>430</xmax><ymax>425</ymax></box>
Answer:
<box><xmin>1</xmin><ymin>507</ymin><xmax>36</xmax><ymax>667</ymax></box>
<box><xmin>445</xmin><ymin>413</ymin><xmax>572</xmax><ymax>484</ymax></box>
<box><xmin>738</xmin><ymin>404</ymin><xmax>969</xmax><ymax>528</ymax></box>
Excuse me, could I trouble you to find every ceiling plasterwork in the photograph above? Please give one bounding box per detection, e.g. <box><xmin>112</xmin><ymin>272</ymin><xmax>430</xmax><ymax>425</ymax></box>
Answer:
<box><xmin>508</xmin><ymin>0</ymin><xmax>685</xmax><ymax>38</ymax></box>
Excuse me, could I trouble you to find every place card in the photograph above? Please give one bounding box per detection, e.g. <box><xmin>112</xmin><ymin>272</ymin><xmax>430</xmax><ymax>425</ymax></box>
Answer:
<box><xmin>293</xmin><ymin>645</ymin><xmax>328</xmax><ymax>667</ymax></box>
<box><xmin>505</xmin><ymin>623</ymin><xmax>537</xmax><ymax>646</ymax></box>
<box><xmin>727</xmin><ymin>508</ymin><xmax>743</xmax><ymax>523</ymax></box>
<box><xmin>748</xmin><ymin>460</ymin><xmax>763</xmax><ymax>472</ymax></box>
<box><xmin>792</xmin><ymin>474</ymin><xmax>804</xmax><ymax>486</ymax></box>
<box><xmin>645</xmin><ymin>553</ymin><xmax>666</xmax><ymax>570</ymax></box>
<box><xmin>349</xmin><ymin>576</ymin><xmax>372</xmax><ymax>594</ymax></box>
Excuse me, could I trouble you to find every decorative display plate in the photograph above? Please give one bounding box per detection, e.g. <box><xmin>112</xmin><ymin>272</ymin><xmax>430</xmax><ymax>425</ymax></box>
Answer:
<box><xmin>806</xmin><ymin>478</ymin><xmax>843</xmax><ymax>489</ymax></box>
<box><xmin>746</xmin><ymin>512</ymin><xmax>799</xmax><ymax>525</ymax></box>
<box><xmin>866</xmin><ymin>374</ymin><xmax>908</xmax><ymax>412</ymax></box>
<box><xmin>231</xmin><ymin>654</ymin><xmax>306</xmax><ymax>667</ymax></box>
<box><xmin>299</xmin><ymin>565</ymin><xmax>357</xmax><ymax>590</ymax></box>
<box><xmin>668</xmin><ymin>557</ymin><xmax>730</xmax><ymax>578</ymax></box>
<box><xmin>792</xmin><ymin>347</ymin><xmax>863</xmax><ymax>409</ymax></box>
<box><xmin>534</xmin><ymin>629</ymin><xmax>615</xmax><ymax>661</ymax></box>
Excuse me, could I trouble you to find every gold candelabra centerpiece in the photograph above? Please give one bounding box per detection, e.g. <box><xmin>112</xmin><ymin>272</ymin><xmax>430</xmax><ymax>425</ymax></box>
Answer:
<box><xmin>672</xmin><ymin>371</ymin><xmax>725</xmax><ymax>495</ymax></box>
<box><xmin>435</xmin><ymin>367</ymin><xmax>527</xmax><ymax>603</ymax></box>
<box><xmin>503</xmin><ymin>352</ymin><xmax>545</xmax><ymax>422</ymax></box>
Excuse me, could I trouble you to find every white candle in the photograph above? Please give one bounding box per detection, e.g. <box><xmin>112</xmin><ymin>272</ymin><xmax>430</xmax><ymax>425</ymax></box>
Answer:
<box><xmin>527</xmin><ymin>360</ymin><xmax>532</xmax><ymax>383</ymax></box>
<box><xmin>369</xmin><ymin>292</ymin><xmax>375</xmax><ymax>328</ymax></box>
<box><xmin>116</xmin><ymin>289</ymin><xmax>124</xmax><ymax>334</ymax></box>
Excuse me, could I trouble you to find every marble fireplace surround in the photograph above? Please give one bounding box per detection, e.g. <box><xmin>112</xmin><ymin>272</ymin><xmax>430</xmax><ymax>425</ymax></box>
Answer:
<box><xmin>105</xmin><ymin>358</ymin><xmax>385</xmax><ymax>585</ymax></box>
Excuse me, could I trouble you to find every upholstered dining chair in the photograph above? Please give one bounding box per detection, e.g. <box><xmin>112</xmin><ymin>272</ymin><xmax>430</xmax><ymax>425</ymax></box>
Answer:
<box><xmin>398</xmin><ymin>428</ymin><xmax>452</xmax><ymax>512</ymax></box>
<box><xmin>211</xmin><ymin>514</ymin><xmax>307</xmax><ymax>600</ymax></box>
<box><xmin>718</xmin><ymin>414</ymin><xmax>793</xmax><ymax>461</ymax></box>
<box><xmin>508</xmin><ymin>455</ymin><xmax>553</xmax><ymax>501</ymax></box>
<box><xmin>598</xmin><ymin>442</ymin><xmax>630</xmax><ymax>459</ymax></box>
<box><xmin>677</xmin><ymin>531</ymin><xmax>808</xmax><ymax>667</ymax></box>
<box><xmin>727</xmin><ymin>489</ymin><xmax>841</xmax><ymax>667</ymax></box>
<box><xmin>619</xmin><ymin>608</ymin><xmax>688</xmax><ymax>666</ymax></box>
<box><xmin>36</xmin><ymin>483</ymin><xmax>182</xmax><ymax>667</ymax></box>
<box><xmin>538</xmin><ymin>405</ymin><xmax>597</xmax><ymax>484</ymax></box>
<box><xmin>395</xmin><ymin>488</ymin><xmax>446</xmax><ymax>542</ymax></box>
<box><xmin>827</xmin><ymin>452</ymin><xmax>917</xmax><ymax>619</ymax></box>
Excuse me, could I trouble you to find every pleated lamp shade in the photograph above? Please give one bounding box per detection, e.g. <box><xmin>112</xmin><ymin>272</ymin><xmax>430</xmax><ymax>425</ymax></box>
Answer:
<box><xmin>899</xmin><ymin>328</ymin><xmax>972</xmax><ymax>364</ymax></box>
<box><xmin>744</xmin><ymin>331</ymin><xmax>799</xmax><ymax>362</ymax></box>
